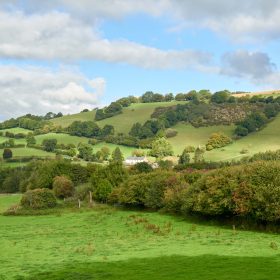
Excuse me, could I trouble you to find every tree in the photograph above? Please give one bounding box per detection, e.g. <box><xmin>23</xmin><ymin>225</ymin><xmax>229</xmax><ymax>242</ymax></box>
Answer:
<box><xmin>193</xmin><ymin>147</ymin><xmax>205</xmax><ymax>163</ymax></box>
<box><xmin>211</xmin><ymin>90</ymin><xmax>230</xmax><ymax>103</ymax></box>
<box><xmin>94</xmin><ymin>179</ymin><xmax>112</xmax><ymax>202</ymax></box>
<box><xmin>26</xmin><ymin>134</ymin><xmax>36</xmax><ymax>146</ymax></box>
<box><xmin>149</xmin><ymin>137</ymin><xmax>173</xmax><ymax>158</ymax></box>
<box><xmin>134</xmin><ymin>162</ymin><xmax>153</xmax><ymax>173</ymax></box>
<box><xmin>78</xmin><ymin>143</ymin><xmax>93</xmax><ymax>161</ymax></box>
<box><xmin>179</xmin><ymin>148</ymin><xmax>191</xmax><ymax>164</ymax></box>
<box><xmin>53</xmin><ymin>176</ymin><xmax>74</xmax><ymax>199</ymax></box>
<box><xmin>3</xmin><ymin>148</ymin><xmax>12</xmax><ymax>159</ymax></box>
<box><xmin>129</xmin><ymin>122</ymin><xmax>142</xmax><ymax>137</ymax></box>
<box><xmin>101</xmin><ymin>125</ymin><xmax>115</xmax><ymax>137</ymax></box>
<box><xmin>42</xmin><ymin>139</ymin><xmax>57</xmax><ymax>152</ymax></box>
<box><xmin>100</xmin><ymin>146</ymin><xmax>110</xmax><ymax>161</ymax></box>
<box><xmin>111</xmin><ymin>147</ymin><xmax>124</xmax><ymax>163</ymax></box>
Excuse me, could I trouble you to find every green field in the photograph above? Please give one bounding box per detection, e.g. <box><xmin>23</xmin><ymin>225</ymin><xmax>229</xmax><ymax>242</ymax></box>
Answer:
<box><xmin>205</xmin><ymin>114</ymin><xmax>280</xmax><ymax>161</ymax></box>
<box><xmin>92</xmin><ymin>142</ymin><xmax>145</xmax><ymax>158</ymax></box>
<box><xmin>35</xmin><ymin>133</ymin><xmax>89</xmax><ymax>146</ymax></box>
<box><xmin>0</xmin><ymin>148</ymin><xmax>55</xmax><ymax>158</ymax></box>
<box><xmin>52</xmin><ymin>102</ymin><xmax>187</xmax><ymax>134</ymax></box>
<box><xmin>0</xmin><ymin>195</ymin><xmax>280</xmax><ymax>279</ymax></box>
<box><xmin>0</xmin><ymin>127</ymin><xmax>32</xmax><ymax>134</ymax></box>
<box><xmin>169</xmin><ymin>123</ymin><xmax>235</xmax><ymax>155</ymax></box>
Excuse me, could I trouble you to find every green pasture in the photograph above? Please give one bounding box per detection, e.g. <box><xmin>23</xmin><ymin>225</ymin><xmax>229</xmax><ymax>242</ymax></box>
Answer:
<box><xmin>0</xmin><ymin>195</ymin><xmax>280</xmax><ymax>279</ymax></box>
<box><xmin>35</xmin><ymin>133</ymin><xmax>89</xmax><ymax>146</ymax></box>
<box><xmin>206</xmin><ymin>114</ymin><xmax>280</xmax><ymax>161</ymax></box>
<box><xmin>0</xmin><ymin>148</ymin><xmax>55</xmax><ymax>158</ymax></box>
<box><xmin>51</xmin><ymin>102</ymin><xmax>187</xmax><ymax>134</ymax></box>
<box><xmin>169</xmin><ymin>123</ymin><xmax>235</xmax><ymax>155</ymax></box>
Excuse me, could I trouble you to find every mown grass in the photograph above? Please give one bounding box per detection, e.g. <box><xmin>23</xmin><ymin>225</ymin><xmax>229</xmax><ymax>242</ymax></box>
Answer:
<box><xmin>1</xmin><ymin>195</ymin><xmax>280</xmax><ymax>279</ymax></box>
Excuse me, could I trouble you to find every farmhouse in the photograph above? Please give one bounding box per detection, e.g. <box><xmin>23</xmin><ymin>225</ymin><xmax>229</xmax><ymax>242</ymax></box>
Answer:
<box><xmin>124</xmin><ymin>156</ymin><xmax>148</xmax><ymax>166</ymax></box>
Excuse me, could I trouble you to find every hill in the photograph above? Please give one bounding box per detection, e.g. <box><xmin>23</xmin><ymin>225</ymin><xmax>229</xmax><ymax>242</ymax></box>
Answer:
<box><xmin>51</xmin><ymin>101</ymin><xmax>187</xmax><ymax>134</ymax></box>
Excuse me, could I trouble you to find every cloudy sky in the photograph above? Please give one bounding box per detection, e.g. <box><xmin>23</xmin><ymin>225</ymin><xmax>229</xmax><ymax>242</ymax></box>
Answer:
<box><xmin>1</xmin><ymin>0</ymin><xmax>280</xmax><ymax>119</ymax></box>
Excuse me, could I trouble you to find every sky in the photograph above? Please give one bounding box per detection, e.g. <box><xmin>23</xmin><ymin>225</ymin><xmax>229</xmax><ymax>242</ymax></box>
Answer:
<box><xmin>1</xmin><ymin>0</ymin><xmax>280</xmax><ymax>119</ymax></box>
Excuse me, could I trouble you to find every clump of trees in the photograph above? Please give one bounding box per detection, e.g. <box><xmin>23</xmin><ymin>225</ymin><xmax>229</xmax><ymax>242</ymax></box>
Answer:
<box><xmin>95</xmin><ymin>102</ymin><xmax>123</xmax><ymax>121</ymax></box>
<box><xmin>206</xmin><ymin>132</ymin><xmax>232</xmax><ymax>151</ymax></box>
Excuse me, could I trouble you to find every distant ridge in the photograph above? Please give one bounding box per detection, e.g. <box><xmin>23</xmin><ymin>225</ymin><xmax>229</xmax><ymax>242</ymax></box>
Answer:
<box><xmin>235</xmin><ymin>89</ymin><xmax>280</xmax><ymax>97</ymax></box>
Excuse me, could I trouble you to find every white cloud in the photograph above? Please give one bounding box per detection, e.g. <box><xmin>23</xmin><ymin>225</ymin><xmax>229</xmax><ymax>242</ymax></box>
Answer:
<box><xmin>221</xmin><ymin>50</ymin><xmax>276</xmax><ymax>80</ymax></box>
<box><xmin>0</xmin><ymin>10</ymin><xmax>210</xmax><ymax>69</ymax></box>
<box><xmin>0</xmin><ymin>65</ymin><xmax>105</xmax><ymax>119</ymax></box>
<box><xmin>220</xmin><ymin>50</ymin><xmax>280</xmax><ymax>88</ymax></box>
<box><xmin>3</xmin><ymin>0</ymin><xmax>280</xmax><ymax>42</ymax></box>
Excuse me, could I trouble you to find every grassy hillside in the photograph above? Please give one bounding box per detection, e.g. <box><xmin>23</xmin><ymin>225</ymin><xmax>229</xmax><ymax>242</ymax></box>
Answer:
<box><xmin>1</xmin><ymin>196</ymin><xmax>280</xmax><ymax>279</ymax></box>
<box><xmin>0</xmin><ymin>147</ymin><xmax>55</xmax><ymax>158</ymax></box>
<box><xmin>169</xmin><ymin>123</ymin><xmax>235</xmax><ymax>155</ymax></box>
<box><xmin>35</xmin><ymin>133</ymin><xmax>89</xmax><ymax>146</ymax></box>
<box><xmin>205</xmin><ymin>114</ymin><xmax>280</xmax><ymax>161</ymax></box>
<box><xmin>52</xmin><ymin>102</ymin><xmax>187</xmax><ymax>134</ymax></box>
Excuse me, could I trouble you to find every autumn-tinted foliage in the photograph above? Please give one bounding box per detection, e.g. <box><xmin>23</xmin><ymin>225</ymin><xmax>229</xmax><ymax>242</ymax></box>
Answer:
<box><xmin>21</xmin><ymin>188</ymin><xmax>57</xmax><ymax>209</ymax></box>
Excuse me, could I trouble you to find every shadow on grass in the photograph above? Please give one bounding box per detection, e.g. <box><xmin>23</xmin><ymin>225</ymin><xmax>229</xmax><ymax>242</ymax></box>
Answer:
<box><xmin>19</xmin><ymin>254</ymin><xmax>280</xmax><ymax>280</ymax></box>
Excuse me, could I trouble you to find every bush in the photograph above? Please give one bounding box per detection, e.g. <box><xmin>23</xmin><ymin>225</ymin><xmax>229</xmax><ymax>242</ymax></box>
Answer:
<box><xmin>3</xmin><ymin>148</ymin><xmax>12</xmax><ymax>159</ymax></box>
<box><xmin>182</xmin><ymin>161</ymin><xmax>280</xmax><ymax>222</ymax></box>
<box><xmin>206</xmin><ymin>132</ymin><xmax>232</xmax><ymax>150</ymax></box>
<box><xmin>94</xmin><ymin>179</ymin><xmax>112</xmax><ymax>202</ymax></box>
<box><xmin>53</xmin><ymin>176</ymin><xmax>74</xmax><ymax>199</ymax></box>
<box><xmin>21</xmin><ymin>188</ymin><xmax>57</xmax><ymax>209</ymax></box>
<box><xmin>165</xmin><ymin>128</ymin><xmax>178</xmax><ymax>138</ymax></box>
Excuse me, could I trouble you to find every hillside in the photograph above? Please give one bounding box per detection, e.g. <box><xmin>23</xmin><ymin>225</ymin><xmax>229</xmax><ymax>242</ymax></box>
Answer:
<box><xmin>51</xmin><ymin>101</ymin><xmax>187</xmax><ymax>134</ymax></box>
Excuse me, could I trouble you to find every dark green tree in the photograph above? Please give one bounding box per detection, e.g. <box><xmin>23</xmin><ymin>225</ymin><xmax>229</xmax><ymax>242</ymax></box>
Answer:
<box><xmin>42</xmin><ymin>139</ymin><xmax>57</xmax><ymax>152</ymax></box>
<box><xmin>3</xmin><ymin>148</ymin><xmax>12</xmax><ymax>159</ymax></box>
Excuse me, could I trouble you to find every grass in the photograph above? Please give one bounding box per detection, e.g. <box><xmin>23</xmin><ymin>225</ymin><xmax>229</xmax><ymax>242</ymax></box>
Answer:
<box><xmin>0</xmin><ymin>128</ymin><xmax>32</xmax><ymax>134</ymax></box>
<box><xmin>51</xmin><ymin>102</ymin><xmax>187</xmax><ymax>134</ymax></box>
<box><xmin>92</xmin><ymin>142</ymin><xmax>144</xmax><ymax>158</ymax></box>
<box><xmin>35</xmin><ymin>133</ymin><xmax>89</xmax><ymax>146</ymax></box>
<box><xmin>169</xmin><ymin>123</ymin><xmax>235</xmax><ymax>155</ymax></box>
<box><xmin>1</xmin><ymin>195</ymin><xmax>280</xmax><ymax>279</ymax></box>
<box><xmin>205</xmin><ymin>114</ymin><xmax>280</xmax><ymax>161</ymax></box>
<box><xmin>0</xmin><ymin>148</ymin><xmax>55</xmax><ymax>158</ymax></box>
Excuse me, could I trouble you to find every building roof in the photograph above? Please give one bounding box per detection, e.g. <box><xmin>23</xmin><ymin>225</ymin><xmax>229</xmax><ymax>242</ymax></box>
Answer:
<box><xmin>125</xmin><ymin>156</ymin><xmax>146</xmax><ymax>161</ymax></box>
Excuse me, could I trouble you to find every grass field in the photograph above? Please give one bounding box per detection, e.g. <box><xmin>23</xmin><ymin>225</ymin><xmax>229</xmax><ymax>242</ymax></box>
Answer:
<box><xmin>169</xmin><ymin>123</ymin><xmax>235</xmax><ymax>155</ymax></box>
<box><xmin>0</xmin><ymin>127</ymin><xmax>33</xmax><ymax>134</ymax></box>
<box><xmin>51</xmin><ymin>102</ymin><xmax>187</xmax><ymax>134</ymax></box>
<box><xmin>205</xmin><ymin>114</ymin><xmax>280</xmax><ymax>161</ymax></box>
<box><xmin>0</xmin><ymin>148</ymin><xmax>55</xmax><ymax>158</ymax></box>
<box><xmin>35</xmin><ymin>133</ymin><xmax>89</xmax><ymax>146</ymax></box>
<box><xmin>1</xmin><ymin>195</ymin><xmax>280</xmax><ymax>279</ymax></box>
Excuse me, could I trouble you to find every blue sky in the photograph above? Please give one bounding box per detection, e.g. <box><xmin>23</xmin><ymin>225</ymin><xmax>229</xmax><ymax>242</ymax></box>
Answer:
<box><xmin>0</xmin><ymin>0</ymin><xmax>280</xmax><ymax>119</ymax></box>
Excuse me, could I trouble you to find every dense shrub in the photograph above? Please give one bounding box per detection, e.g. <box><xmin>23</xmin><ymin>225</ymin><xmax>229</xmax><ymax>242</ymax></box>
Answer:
<box><xmin>110</xmin><ymin>171</ymin><xmax>186</xmax><ymax>209</ymax></box>
<box><xmin>3</xmin><ymin>148</ymin><xmax>13</xmax><ymax>159</ymax></box>
<box><xmin>206</xmin><ymin>132</ymin><xmax>232</xmax><ymax>150</ymax></box>
<box><xmin>182</xmin><ymin>161</ymin><xmax>280</xmax><ymax>222</ymax></box>
<box><xmin>21</xmin><ymin>188</ymin><xmax>57</xmax><ymax>209</ymax></box>
<box><xmin>53</xmin><ymin>176</ymin><xmax>74</xmax><ymax>199</ymax></box>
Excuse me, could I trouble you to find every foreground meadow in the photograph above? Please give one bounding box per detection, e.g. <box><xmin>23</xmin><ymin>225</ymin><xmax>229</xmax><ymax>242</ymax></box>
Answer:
<box><xmin>1</xmin><ymin>195</ymin><xmax>280</xmax><ymax>280</ymax></box>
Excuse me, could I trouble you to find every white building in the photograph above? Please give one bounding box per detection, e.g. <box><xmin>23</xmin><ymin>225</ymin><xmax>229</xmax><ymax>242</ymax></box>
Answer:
<box><xmin>124</xmin><ymin>156</ymin><xmax>148</xmax><ymax>166</ymax></box>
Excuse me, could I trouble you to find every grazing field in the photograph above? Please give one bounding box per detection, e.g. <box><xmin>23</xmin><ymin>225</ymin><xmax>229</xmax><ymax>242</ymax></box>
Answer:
<box><xmin>235</xmin><ymin>89</ymin><xmax>280</xmax><ymax>97</ymax></box>
<box><xmin>52</xmin><ymin>102</ymin><xmax>187</xmax><ymax>134</ymax></box>
<box><xmin>0</xmin><ymin>195</ymin><xmax>280</xmax><ymax>279</ymax></box>
<box><xmin>35</xmin><ymin>133</ymin><xmax>89</xmax><ymax>146</ymax></box>
<box><xmin>205</xmin><ymin>114</ymin><xmax>280</xmax><ymax>161</ymax></box>
<box><xmin>0</xmin><ymin>148</ymin><xmax>55</xmax><ymax>158</ymax></box>
<box><xmin>169</xmin><ymin>123</ymin><xmax>235</xmax><ymax>155</ymax></box>
<box><xmin>0</xmin><ymin>128</ymin><xmax>33</xmax><ymax>134</ymax></box>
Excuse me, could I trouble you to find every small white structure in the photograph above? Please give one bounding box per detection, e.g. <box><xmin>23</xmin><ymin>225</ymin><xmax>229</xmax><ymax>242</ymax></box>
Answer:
<box><xmin>124</xmin><ymin>156</ymin><xmax>148</xmax><ymax>166</ymax></box>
